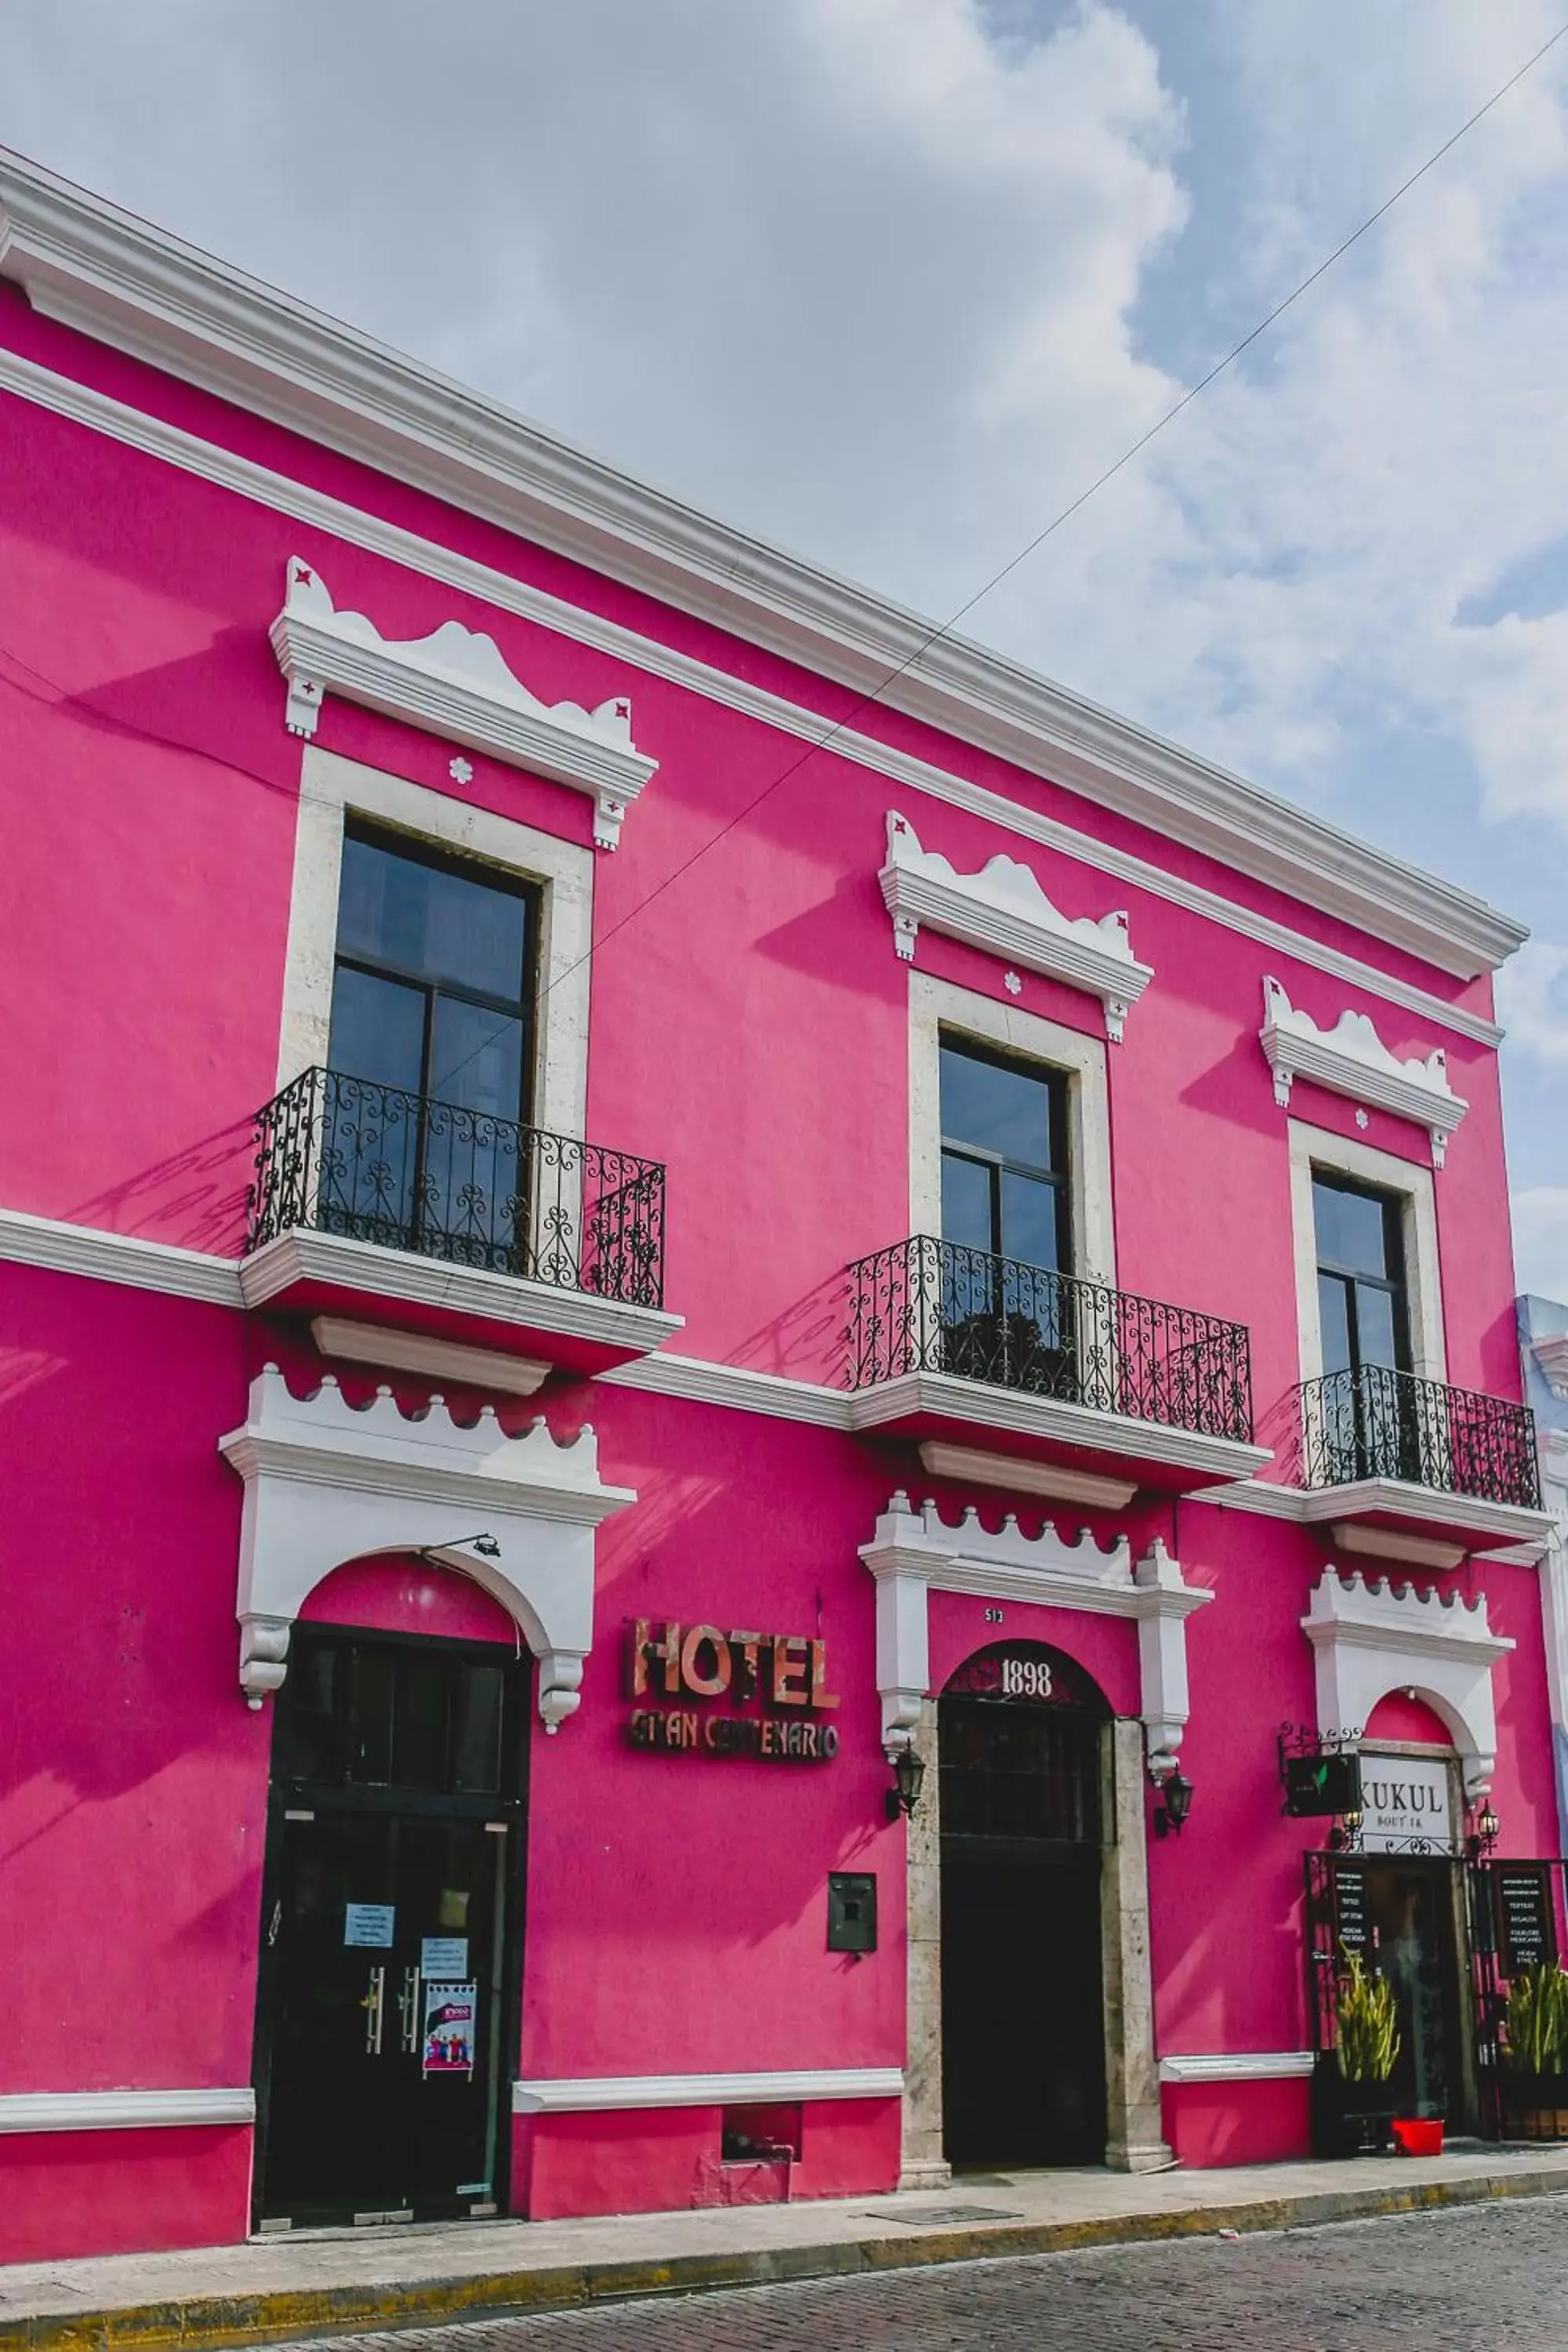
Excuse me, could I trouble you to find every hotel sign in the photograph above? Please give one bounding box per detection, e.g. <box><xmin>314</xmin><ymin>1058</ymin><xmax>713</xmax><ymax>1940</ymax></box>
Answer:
<box><xmin>626</xmin><ymin>1620</ymin><xmax>841</xmax><ymax>1763</ymax></box>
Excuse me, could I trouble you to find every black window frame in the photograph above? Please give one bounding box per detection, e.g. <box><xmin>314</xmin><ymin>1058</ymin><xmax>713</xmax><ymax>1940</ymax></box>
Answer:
<box><xmin>938</xmin><ymin>1033</ymin><xmax>1073</xmax><ymax>1277</ymax></box>
<box><xmin>329</xmin><ymin>821</ymin><xmax>542</xmax><ymax>1126</ymax></box>
<box><xmin>1312</xmin><ymin>1170</ymin><xmax>1413</xmax><ymax>1378</ymax></box>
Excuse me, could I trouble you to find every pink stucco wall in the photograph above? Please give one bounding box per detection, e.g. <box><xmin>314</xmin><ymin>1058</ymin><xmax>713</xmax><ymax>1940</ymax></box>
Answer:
<box><xmin>0</xmin><ymin>263</ymin><xmax>1552</xmax><ymax>2258</ymax></box>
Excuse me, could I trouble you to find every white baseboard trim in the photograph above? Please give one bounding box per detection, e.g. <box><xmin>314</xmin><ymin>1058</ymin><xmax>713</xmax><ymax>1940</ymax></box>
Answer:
<box><xmin>0</xmin><ymin>2088</ymin><xmax>256</xmax><ymax>2134</ymax></box>
<box><xmin>513</xmin><ymin>2067</ymin><xmax>903</xmax><ymax>2114</ymax></box>
<box><xmin>0</xmin><ymin>1207</ymin><xmax>241</xmax><ymax>1305</ymax></box>
<box><xmin>1158</xmin><ymin>2052</ymin><xmax>1316</xmax><ymax>2085</ymax></box>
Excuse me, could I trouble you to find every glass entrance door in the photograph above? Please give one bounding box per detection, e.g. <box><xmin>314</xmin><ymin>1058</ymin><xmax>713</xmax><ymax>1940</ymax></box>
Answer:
<box><xmin>253</xmin><ymin>1626</ymin><xmax>525</xmax><ymax>2227</ymax></box>
<box><xmin>261</xmin><ymin>1810</ymin><xmax>508</xmax><ymax>2222</ymax></box>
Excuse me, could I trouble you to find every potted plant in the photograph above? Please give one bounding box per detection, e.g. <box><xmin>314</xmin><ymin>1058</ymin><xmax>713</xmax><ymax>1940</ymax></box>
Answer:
<box><xmin>1501</xmin><ymin>1963</ymin><xmax>1568</xmax><ymax>2139</ymax></box>
<box><xmin>1314</xmin><ymin>1949</ymin><xmax>1400</xmax><ymax>2155</ymax></box>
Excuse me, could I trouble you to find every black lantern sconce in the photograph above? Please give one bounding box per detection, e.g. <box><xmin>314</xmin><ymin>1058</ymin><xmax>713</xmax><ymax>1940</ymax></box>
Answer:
<box><xmin>1467</xmin><ymin>1802</ymin><xmax>1501</xmax><ymax>1862</ymax></box>
<box><xmin>1329</xmin><ymin>1806</ymin><xmax>1364</xmax><ymax>1853</ymax></box>
<box><xmin>1153</xmin><ymin>1767</ymin><xmax>1193</xmax><ymax>1838</ymax></box>
<box><xmin>886</xmin><ymin>1742</ymin><xmax>926</xmax><ymax>1822</ymax></box>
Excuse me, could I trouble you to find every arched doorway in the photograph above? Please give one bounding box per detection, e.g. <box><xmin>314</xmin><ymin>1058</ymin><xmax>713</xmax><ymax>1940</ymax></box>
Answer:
<box><xmin>252</xmin><ymin>1613</ymin><xmax>529</xmax><ymax>2227</ymax></box>
<box><xmin>939</xmin><ymin>1641</ymin><xmax>1109</xmax><ymax>2168</ymax></box>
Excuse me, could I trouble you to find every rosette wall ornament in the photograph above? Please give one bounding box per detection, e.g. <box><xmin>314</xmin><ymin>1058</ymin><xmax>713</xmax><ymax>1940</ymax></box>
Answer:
<box><xmin>878</xmin><ymin>812</ymin><xmax>1155</xmax><ymax>1040</ymax></box>
<box><xmin>270</xmin><ymin>558</ymin><xmax>658</xmax><ymax>848</ymax></box>
<box><xmin>1258</xmin><ymin>977</ymin><xmax>1468</xmax><ymax>1167</ymax></box>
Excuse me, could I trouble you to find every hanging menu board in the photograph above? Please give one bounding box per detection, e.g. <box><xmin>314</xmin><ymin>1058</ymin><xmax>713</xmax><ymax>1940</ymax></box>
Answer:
<box><xmin>1497</xmin><ymin>1867</ymin><xmax>1556</xmax><ymax>1974</ymax></box>
<box><xmin>1333</xmin><ymin>1864</ymin><xmax>1369</xmax><ymax>1956</ymax></box>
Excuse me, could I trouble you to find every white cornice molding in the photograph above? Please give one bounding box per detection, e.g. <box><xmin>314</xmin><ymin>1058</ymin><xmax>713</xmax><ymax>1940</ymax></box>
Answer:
<box><xmin>239</xmin><ymin>1228</ymin><xmax>684</xmax><ymax>1360</ymax></box>
<box><xmin>512</xmin><ymin>2067</ymin><xmax>902</xmax><ymax>2114</ymax></box>
<box><xmin>0</xmin><ymin>344</ymin><xmax>1502</xmax><ymax>1049</ymax></box>
<box><xmin>271</xmin><ymin>557</ymin><xmax>656</xmax><ymax>848</ymax></box>
<box><xmin>597</xmin><ymin>1349</ymin><xmax>855</xmax><ymax>1426</ymax></box>
<box><xmin>1295</xmin><ymin>1477</ymin><xmax>1552</xmax><ymax>1558</ymax></box>
<box><xmin>1158</xmin><ymin>2053</ymin><xmax>1316</xmax><ymax>2085</ymax></box>
<box><xmin>846</xmin><ymin>1369</ymin><xmax>1270</xmax><ymax>1490</ymax></box>
<box><xmin>0</xmin><ymin>1204</ymin><xmax>242</xmax><ymax>1303</ymax></box>
<box><xmin>1531</xmin><ymin>1333</ymin><xmax>1568</xmax><ymax>1402</ymax></box>
<box><xmin>880</xmin><ymin>811</ymin><xmax>1154</xmax><ymax>1040</ymax></box>
<box><xmin>1301</xmin><ymin>1567</ymin><xmax>1513</xmax><ymax>1800</ymax></box>
<box><xmin>0</xmin><ymin>2088</ymin><xmax>256</xmax><ymax>2134</ymax></box>
<box><xmin>860</xmin><ymin>1494</ymin><xmax>1211</xmax><ymax>1773</ymax></box>
<box><xmin>219</xmin><ymin>1363</ymin><xmax>636</xmax><ymax>1726</ymax></box>
<box><xmin>0</xmin><ymin>151</ymin><xmax>1524</xmax><ymax>986</ymax></box>
<box><xmin>1261</xmin><ymin>978</ymin><xmax>1468</xmax><ymax>1166</ymax></box>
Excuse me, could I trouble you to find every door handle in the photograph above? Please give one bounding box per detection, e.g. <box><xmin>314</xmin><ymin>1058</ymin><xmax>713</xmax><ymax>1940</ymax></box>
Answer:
<box><xmin>362</xmin><ymin>1964</ymin><xmax>386</xmax><ymax>2054</ymax></box>
<box><xmin>398</xmin><ymin>1966</ymin><xmax>422</xmax><ymax>2053</ymax></box>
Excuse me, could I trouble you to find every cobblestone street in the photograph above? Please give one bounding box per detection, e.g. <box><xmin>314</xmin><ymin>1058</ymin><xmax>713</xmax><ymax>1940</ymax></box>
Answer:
<box><xmin>323</xmin><ymin>2198</ymin><xmax>1568</xmax><ymax>2351</ymax></box>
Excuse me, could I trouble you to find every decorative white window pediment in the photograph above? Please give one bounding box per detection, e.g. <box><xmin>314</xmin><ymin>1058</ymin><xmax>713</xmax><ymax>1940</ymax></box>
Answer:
<box><xmin>1301</xmin><ymin>1568</ymin><xmax>1513</xmax><ymax>1799</ymax></box>
<box><xmin>859</xmin><ymin>1493</ymin><xmax>1210</xmax><ymax>1779</ymax></box>
<box><xmin>879</xmin><ymin>813</ymin><xmax>1154</xmax><ymax>1040</ymax></box>
<box><xmin>270</xmin><ymin>559</ymin><xmax>658</xmax><ymax>848</ymax></box>
<box><xmin>1260</xmin><ymin>978</ymin><xmax>1467</xmax><ymax>1166</ymax></box>
<box><xmin>220</xmin><ymin>1366</ymin><xmax>636</xmax><ymax>1728</ymax></box>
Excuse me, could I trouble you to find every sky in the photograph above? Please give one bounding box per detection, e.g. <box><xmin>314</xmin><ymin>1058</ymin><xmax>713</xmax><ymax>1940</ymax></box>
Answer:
<box><xmin>5</xmin><ymin>1</ymin><xmax>1568</xmax><ymax>1290</ymax></box>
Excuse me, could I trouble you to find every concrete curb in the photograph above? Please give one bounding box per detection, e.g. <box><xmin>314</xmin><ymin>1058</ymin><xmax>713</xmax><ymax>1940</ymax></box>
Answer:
<box><xmin>7</xmin><ymin>2165</ymin><xmax>1568</xmax><ymax>2350</ymax></box>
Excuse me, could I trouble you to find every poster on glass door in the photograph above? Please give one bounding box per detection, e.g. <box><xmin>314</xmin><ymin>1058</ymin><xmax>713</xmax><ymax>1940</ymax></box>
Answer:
<box><xmin>422</xmin><ymin>1980</ymin><xmax>478</xmax><ymax>2075</ymax></box>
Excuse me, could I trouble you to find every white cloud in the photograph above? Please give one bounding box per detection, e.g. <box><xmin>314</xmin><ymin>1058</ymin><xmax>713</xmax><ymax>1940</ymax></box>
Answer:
<box><xmin>1496</xmin><ymin>941</ymin><xmax>1568</xmax><ymax>1063</ymax></box>
<box><xmin>1512</xmin><ymin>1185</ymin><xmax>1568</xmax><ymax>1301</ymax></box>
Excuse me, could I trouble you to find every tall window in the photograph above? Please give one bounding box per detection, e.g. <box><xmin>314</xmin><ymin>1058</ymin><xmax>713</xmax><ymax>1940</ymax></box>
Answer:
<box><xmin>937</xmin><ymin>1037</ymin><xmax>1073</xmax><ymax>1392</ymax></box>
<box><xmin>939</xmin><ymin>1039</ymin><xmax>1070</xmax><ymax>1273</ymax></box>
<box><xmin>1312</xmin><ymin>1173</ymin><xmax>1418</xmax><ymax>1481</ymax></box>
<box><xmin>1312</xmin><ymin>1175</ymin><xmax>1410</xmax><ymax>1380</ymax></box>
<box><xmin>321</xmin><ymin>829</ymin><xmax>538</xmax><ymax>1269</ymax></box>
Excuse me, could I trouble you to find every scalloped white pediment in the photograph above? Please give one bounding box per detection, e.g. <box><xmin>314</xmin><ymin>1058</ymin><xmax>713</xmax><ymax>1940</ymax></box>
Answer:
<box><xmin>1301</xmin><ymin>1568</ymin><xmax>1512</xmax><ymax>1800</ymax></box>
<box><xmin>1260</xmin><ymin>976</ymin><xmax>1467</xmax><ymax>1164</ymax></box>
<box><xmin>270</xmin><ymin>557</ymin><xmax>657</xmax><ymax>848</ymax></box>
<box><xmin>879</xmin><ymin>811</ymin><xmax>1154</xmax><ymax>1040</ymax></box>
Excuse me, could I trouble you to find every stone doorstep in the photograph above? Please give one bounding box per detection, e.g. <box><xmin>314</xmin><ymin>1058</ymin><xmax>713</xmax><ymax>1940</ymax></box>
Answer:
<box><xmin>6</xmin><ymin>2158</ymin><xmax>1568</xmax><ymax>2351</ymax></box>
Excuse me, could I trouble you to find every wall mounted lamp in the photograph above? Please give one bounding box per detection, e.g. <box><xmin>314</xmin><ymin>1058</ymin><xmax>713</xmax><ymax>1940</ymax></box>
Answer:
<box><xmin>1467</xmin><ymin>1802</ymin><xmax>1501</xmax><ymax>1862</ymax></box>
<box><xmin>1154</xmin><ymin>1767</ymin><xmax>1193</xmax><ymax>1838</ymax></box>
<box><xmin>886</xmin><ymin>1743</ymin><xmax>926</xmax><ymax>1822</ymax></box>
<box><xmin>1329</xmin><ymin>1806</ymin><xmax>1363</xmax><ymax>1853</ymax></box>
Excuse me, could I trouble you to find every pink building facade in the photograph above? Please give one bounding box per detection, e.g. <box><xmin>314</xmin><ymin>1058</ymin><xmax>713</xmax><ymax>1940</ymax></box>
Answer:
<box><xmin>0</xmin><ymin>153</ymin><xmax>1559</xmax><ymax>2266</ymax></box>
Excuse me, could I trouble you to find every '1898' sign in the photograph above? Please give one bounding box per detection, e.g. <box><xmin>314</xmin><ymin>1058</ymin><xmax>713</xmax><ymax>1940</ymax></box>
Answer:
<box><xmin>946</xmin><ymin>1641</ymin><xmax>1102</xmax><ymax>1710</ymax></box>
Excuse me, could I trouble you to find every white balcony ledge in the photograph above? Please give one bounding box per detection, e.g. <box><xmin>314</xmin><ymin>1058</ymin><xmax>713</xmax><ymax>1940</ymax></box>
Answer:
<box><xmin>1296</xmin><ymin>1475</ymin><xmax>1552</xmax><ymax>1562</ymax></box>
<box><xmin>239</xmin><ymin>1228</ymin><xmax>683</xmax><ymax>1379</ymax></box>
<box><xmin>844</xmin><ymin>1369</ymin><xmax>1270</xmax><ymax>1495</ymax></box>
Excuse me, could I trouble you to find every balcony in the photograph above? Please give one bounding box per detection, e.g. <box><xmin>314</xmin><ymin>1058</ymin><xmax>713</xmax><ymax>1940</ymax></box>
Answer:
<box><xmin>1296</xmin><ymin>1363</ymin><xmax>1550</xmax><ymax>1564</ymax></box>
<box><xmin>240</xmin><ymin>1067</ymin><xmax>681</xmax><ymax>1385</ymax></box>
<box><xmin>843</xmin><ymin>1235</ymin><xmax>1269</xmax><ymax>1496</ymax></box>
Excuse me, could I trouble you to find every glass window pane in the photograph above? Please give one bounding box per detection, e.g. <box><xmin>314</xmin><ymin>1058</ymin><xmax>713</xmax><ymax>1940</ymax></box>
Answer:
<box><xmin>347</xmin><ymin>1647</ymin><xmax>394</xmax><ymax>1785</ymax></box>
<box><xmin>1318</xmin><ymin>1272</ymin><xmax>1353</xmax><ymax>1376</ymax></box>
<box><xmin>428</xmin><ymin>1000</ymin><xmax>525</xmax><ymax>1117</ymax></box>
<box><xmin>452</xmin><ymin>1667</ymin><xmax>505</xmax><ymax>1793</ymax></box>
<box><xmin>393</xmin><ymin>1653</ymin><xmax>449</xmax><ymax>1792</ymax></box>
<box><xmin>1313</xmin><ymin>1178</ymin><xmax>1396</xmax><ymax>1279</ymax></box>
<box><xmin>999</xmin><ymin>1170</ymin><xmax>1063</xmax><ymax>1273</ymax></box>
<box><xmin>1354</xmin><ymin>1281</ymin><xmax>1401</xmax><ymax>1370</ymax></box>
<box><xmin>328</xmin><ymin>966</ymin><xmax>426</xmax><ymax>1093</ymax></box>
<box><xmin>942</xmin><ymin>1152</ymin><xmax>995</xmax><ymax>1253</ymax></box>
<box><xmin>337</xmin><ymin>835</ymin><xmax>528</xmax><ymax>1001</ymax></box>
<box><xmin>940</xmin><ymin>1044</ymin><xmax>1059</xmax><ymax>1173</ymax></box>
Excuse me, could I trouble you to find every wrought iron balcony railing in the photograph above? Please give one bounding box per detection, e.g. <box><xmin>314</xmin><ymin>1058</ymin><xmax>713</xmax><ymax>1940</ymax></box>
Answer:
<box><xmin>844</xmin><ymin>1234</ymin><xmax>1254</xmax><ymax>1443</ymax></box>
<box><xmin>1299</xmin><ymin>1363</ymin><xmax>1540</xmax><ymax>1510</ymax></box>
<box><xmin>247</xmin><ymin>1066</ymin><xmax>666</xmax><ymax>1310</ymax></box>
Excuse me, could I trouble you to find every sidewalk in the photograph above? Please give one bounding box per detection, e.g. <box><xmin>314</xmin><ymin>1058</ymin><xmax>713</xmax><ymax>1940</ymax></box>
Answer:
<box><xmin>6</xmin><ymin>2144</ymin><xmax>1568</xmax><ymax>2350</ymax></box>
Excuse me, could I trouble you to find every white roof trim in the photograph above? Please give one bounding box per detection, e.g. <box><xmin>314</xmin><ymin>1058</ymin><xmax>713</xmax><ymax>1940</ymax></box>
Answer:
<box><xmin>880</xmin><ymin>811</ymin><xmax>1153</xmax><ymax>1040</ymax></box>
<box><xmin>1261</xmin><ymin>977</ymin><xmax>1468</xmax><ymax>1165</ymax></box>
<box><xmin>270</xmin><ymin>557</ymin><xmax>656</xmax><ymax>848</ymax></box>
<box><xmin>0</xmin><ymin>148</ymin><xmax>1525</xmax><ymax>982</ymax></box>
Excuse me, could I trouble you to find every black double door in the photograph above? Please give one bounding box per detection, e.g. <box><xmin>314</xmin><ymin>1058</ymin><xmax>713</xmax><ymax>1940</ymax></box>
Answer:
<box><xmin>254</xmin><ymin>1628</ymin><xmax>525</xmax><ymax>2227</ymax></box>
<box><xmin>939</xmin><ymin>1693</ymin><xmax>1107</xmax><ymax>2169</ymax></box>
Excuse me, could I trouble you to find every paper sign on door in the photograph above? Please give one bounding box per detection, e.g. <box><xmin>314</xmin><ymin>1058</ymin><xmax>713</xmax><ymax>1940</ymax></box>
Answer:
<box><xmin>344</xmin><ymin>1903</ymin><xmax>395</xmax><ymax>1947</ymax></box>
<box><xmin>423</xmin><ymin>1980</ymin><xmax>477</xmax><ymax>2076</ymax></box>
<box><xmin>421</xmin><ymin>1937</ymin><xmax>468</xmax><ymax>1978</ymax></box>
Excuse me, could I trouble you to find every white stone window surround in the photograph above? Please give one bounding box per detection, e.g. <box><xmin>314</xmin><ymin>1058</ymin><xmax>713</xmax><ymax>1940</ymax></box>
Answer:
<box><xmin>271</xmin><ymin>557</ymin><xmax>658</xmax><ymax>850</ymax></box>
<box><xmin>880</xmin><ymin>811</ymin><xmax>1154</xmax><ymax>1042</ymax></box>
<box><xmin>1287</xmin><ymin>1118</ymin><xmax>1445</xmax><ymax>1388</ymax></box>
<box><xmin>1301</xmin><ymin>1567</ymin><xmax>1513</xmax><ymax>1802</ymax></box>
<box><xmin>909</xmin><ymin>971</ymin><xmax>1116</xmax><ymax>1287</ymax></box>
<box><xmin>275</xmin><ymin>744</ymin><xmax>592</xmax><ymax>1148</ymax></box>
<box><xmin>860</xmin><ymin>1492</ymin><xmax>1210</xmax><ymax>1778</ymax></box>
<box><xmin>220</xmin><ymin>1363</ymin><xmax>637</xmax><ymax>1728</ymax></box>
